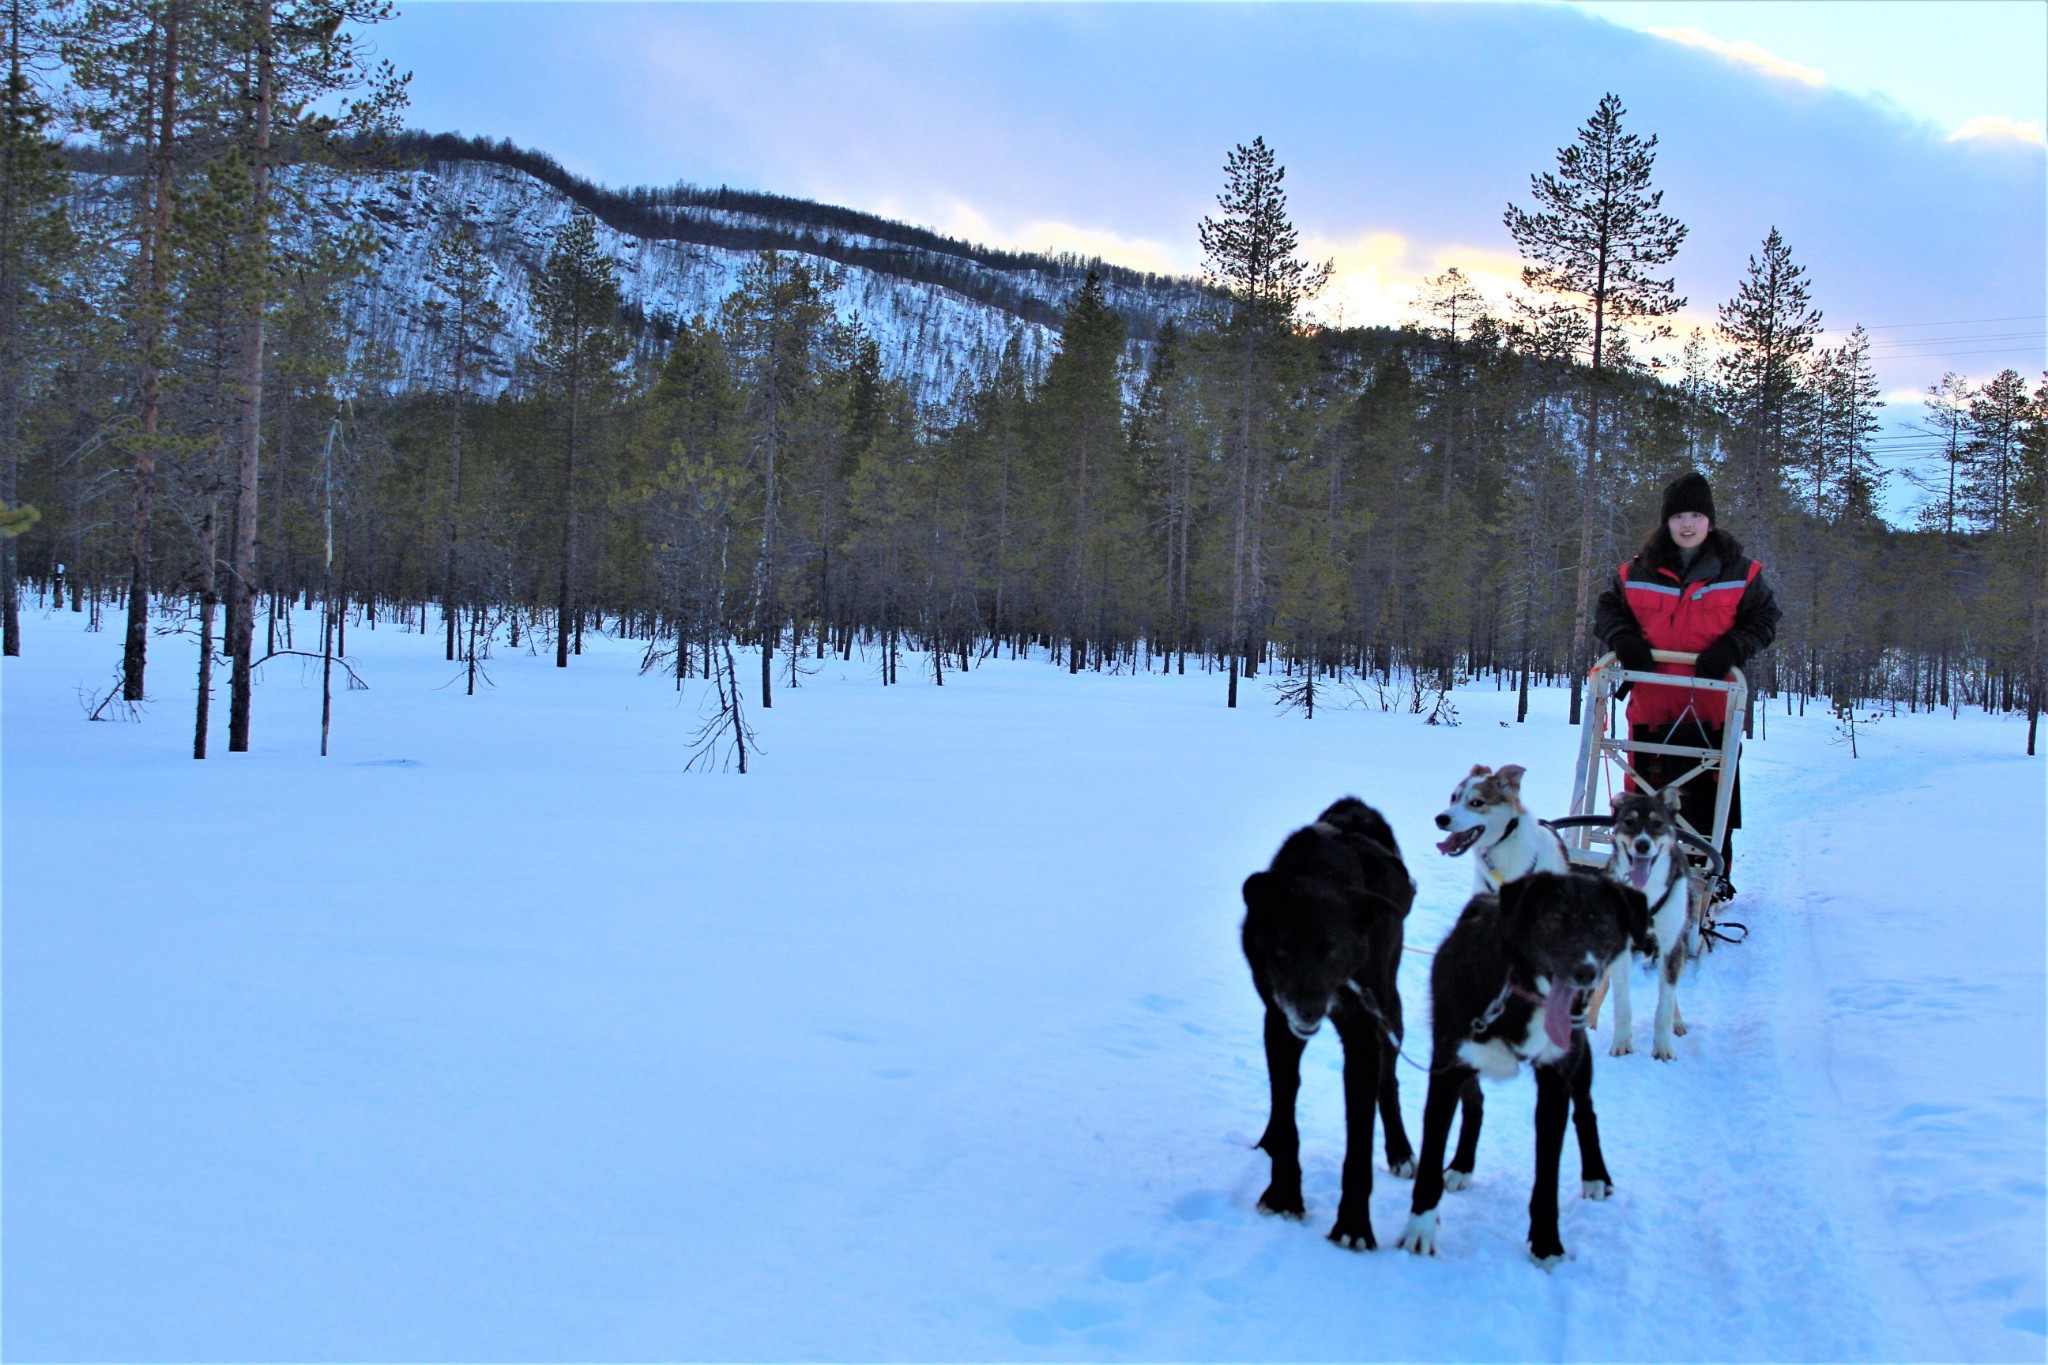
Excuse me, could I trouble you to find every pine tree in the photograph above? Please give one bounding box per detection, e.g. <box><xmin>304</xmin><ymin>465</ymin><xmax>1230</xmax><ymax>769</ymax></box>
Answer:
<box><xmin>425</xmin><ymin>223</ymin><xmax>503</xmax><ymax>661</ymax></box>
<box><xmin>1910</xmin><ymin>372</ymin><xmax>1973</xmax><ymax>535</ymax></box>
<box><xmin>1807</xmin><ymin>326</ymin><xmax>1881</xmax><ymax>522</ymax></box>
<box><xmin>1198</xmin><ymin>136</ymin><xmax>1327</xmax><ymax>706</ymax></box>
<box><xmin>1034</xmin><ymin>270</ymin><xmax>1127</xmax><ymax>671</ymax></box>
<box><xmin>2015</xmin><ymin>376</ymin><xmax>2047</xmax><ymax>753</ymax></box>
<box><xmin>1504</xmin><ymin>92</ymin><xmax>1686</xmax><ymax>722</ymax></box>
<box><xmin>631</xmin><ymin>317</ymin><xmax>745</xmax><ymax>689</ymax></box>
<box><xmin>1413</xmin><ymin>265</ymin><xmax>1487</xmax><ymax>345</ymax></box>
<box><xmin>60</xmin><ymin>0</ymin><xmax>199</xmax><ymax>688</ymax></box>
<box><xmin>1962</xmin><ymin>368</ymin><xmax>2031</xmax><ymax>534</ymax></box>
<box><xmin>1198</xmin><ymin>137</ymin><xmax>1331</xmax><ymax>322</ymax></box>
<box><xmin>1716</xmin><ymin>227</ymin><xmax>1821</xmax><ymax>527</ymax></box>
<box><xmin>0</xmin><ymin>0</ymin><xmax>67</xmax><ymax>655</ymax></box>
<box><xmin>213</xmin><ymin>0</ymin><xmax>407</xmax><ymax>750</ymax></box>
<box><xmin>719</xmin><ymin>250</ymin><xmax>841</xmax><ymax>704</ymax></box>
<box><xmin>1130</xmin><ymin>319</ymin><xmax>1206</xmax><ymax>670</ymax></box>
<box><xmin>530</xmin><ymin>212</ymin><xmax>626</xmax><ymax>669</ymax></box>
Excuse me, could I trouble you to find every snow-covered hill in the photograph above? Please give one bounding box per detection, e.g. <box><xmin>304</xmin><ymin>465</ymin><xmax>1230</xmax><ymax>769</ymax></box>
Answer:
<box><xmin>69</xmin><ymin>144</ymin><xmax>1214</xmax><ymax>404</ymax></box>
<box><xmin>317</xmin><ymin>153</ymin><xmax>1204</xmax><ymax>405</ymax></box>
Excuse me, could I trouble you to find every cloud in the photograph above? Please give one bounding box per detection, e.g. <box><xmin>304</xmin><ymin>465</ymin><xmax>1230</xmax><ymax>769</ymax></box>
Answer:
<box><xmin>1948</xmin><ymin>114</ymin><xmax>2048</xmax><ymax>147</ymax></box>
<box><xmin>1299</xmin><ymin>231</ymin><xmax>1527</xmax><ymax>331</ymax></box>
<box><xmin>1646</xmin><ymin>27</ymin><xmax>1826</xmax><ymax>88</ymax></box>
<box><xmin>924</xmin><ymin>198</ymin><xmax>1193</xmax><ymax>278</ymax></box>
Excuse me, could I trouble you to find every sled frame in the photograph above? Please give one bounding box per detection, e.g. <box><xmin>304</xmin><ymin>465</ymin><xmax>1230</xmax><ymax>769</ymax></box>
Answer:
<box><xmin>1563</xmin><ymin>649</ymin><xmax>1749</xmax><ymax>954</ymax></box>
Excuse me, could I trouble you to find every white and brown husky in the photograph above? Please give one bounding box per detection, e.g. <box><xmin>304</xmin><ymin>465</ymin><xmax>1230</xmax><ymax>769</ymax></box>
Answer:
<box><xmin>1434</xmin><ymin>764</ymin><xmax>1570</xmax><ymax>894</ymax></box>
<box><xmin>1595</xmin><ymin>791</ymin><xmax>1694</xmax><ymax>1060</ymax></box>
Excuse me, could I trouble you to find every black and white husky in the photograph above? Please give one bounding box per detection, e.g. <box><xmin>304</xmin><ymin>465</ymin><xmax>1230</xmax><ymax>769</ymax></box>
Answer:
<box><xmin>1435</xmin><ymin>764</ymin><xmax>1571</xmax><ymax>894</ymax></box>
<box><xmin>1597</xmin><ymin>791</ymin><xmax>1696</xmax><ymax>1060</ymax></box>
<box><xmin>1396</xmin><ymin>872</ymin><xmax>1651</xmax><ymax>1266</ymax></box>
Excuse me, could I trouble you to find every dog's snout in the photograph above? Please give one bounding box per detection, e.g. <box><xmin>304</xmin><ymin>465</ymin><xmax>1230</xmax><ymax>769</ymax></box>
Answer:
<box><xmin>1572</xmin><ymin>963</ymin><xmax>1599</xmax><ymax>988</ymax></box>
<box><xmin>1434</xmin><ymin>813</ymin><xmax>1451</xmax><ymax>830</ymax></box>
<box><xmin>1633</xmin><ymin>836</ymin><xmax>1654</xmax><ymax>855</ymax></box>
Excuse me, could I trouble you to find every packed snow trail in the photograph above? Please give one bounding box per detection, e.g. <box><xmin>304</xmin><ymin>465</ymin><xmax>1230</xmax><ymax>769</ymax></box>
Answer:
<box><xmin>4</xmin><ymin>609</ymin><xmax>2041</xmax><ymax>1359</ymax></box>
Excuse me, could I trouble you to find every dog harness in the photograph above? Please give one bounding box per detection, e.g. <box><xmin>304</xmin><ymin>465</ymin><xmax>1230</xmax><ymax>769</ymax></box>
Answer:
<box><xmin>1614</xmin><ymin>555</ymin><xmax>1763</xmax><ymax>729</ymax></box>
<box><xmin>1476</xmin><ymin>817</ymin><xmax>1567</xmax><ymax>890</ymax></box>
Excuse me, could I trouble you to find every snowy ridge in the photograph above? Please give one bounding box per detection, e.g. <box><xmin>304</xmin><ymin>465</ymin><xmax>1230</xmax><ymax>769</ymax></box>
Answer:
<box><xmin>318</xmin><ymin>157</ymin><xmax>1205</xmax><ymax>403</ymax></box>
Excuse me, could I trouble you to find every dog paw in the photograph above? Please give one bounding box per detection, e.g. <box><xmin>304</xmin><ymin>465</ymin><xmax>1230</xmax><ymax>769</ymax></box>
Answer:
<box><xmin>1396</xmin><ymin>1211</ymin><xmax>1439</xmax><ymax>1256</ymax></box>
<box><xmin>1652</xmin><ymin>1041</ymin><xmax>1677</xmax><ymax>1061</ymax></box>
<box><xmin>1673</xmin><ymin>1018</ymin><xmax>1689</xmax><ymax>1037</ymax></box>
<box><xmin>1387</xmin><ymin>1157</ymin><xmax>1416</xmax><ymax>1179</ymax></box>
<box><xmin>1528</xmin><ymin>1243</ymin><xmax>1571</xmax><ymax>1270</ymax></box>
<box><xmin>1581</xmin><ymin>1179</ymin><xmax>1613</xmax><ymax>1201</ymax></box>
<box><xmin>1441</xmin><ymin>1167</ymin><xmax>1474</xmax><ymax>1192</ymax></box>
<box><xmin>1608</xmin><ymin>1037</ymin><xmax>1634</xmax><ymax>1058</ymax></box>
<box><xmin>1257</xmin><ymin>1185</ymin><xmax>1305</xmax><ymax>1219</ymax></box>
<box><xmin>1328</xmin><ymin>1212</ymin><xmax>1377</xmax><ymax>1251</ymax></box>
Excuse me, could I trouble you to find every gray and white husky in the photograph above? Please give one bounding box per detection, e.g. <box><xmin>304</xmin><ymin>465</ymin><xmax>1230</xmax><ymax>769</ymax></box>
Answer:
<box><xmin>1597</xmin><ymin>791</ymin><xmax>1695</xmax><ymax>1060</ymax></box>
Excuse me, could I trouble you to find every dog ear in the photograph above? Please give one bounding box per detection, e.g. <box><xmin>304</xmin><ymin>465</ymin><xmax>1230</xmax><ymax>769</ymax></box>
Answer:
<box><xmin>1242</xmin><ymin>871</ymin><xmax>1271</xmax><ymax>911</ymax></box>
<box><xmin>1494</xmin><ymin>764</ymin><xmax>1526</xmax><ymax>793</ymax></box>
<box><xmin>1608</xmin><ymin>880</ymin><xmax>1654</xmax><ymax>955</ymax></box>
<box><xmin>1468</xmin><ymin>763</ymin><xmax>1491</xmax><ymax>778</ymax></box>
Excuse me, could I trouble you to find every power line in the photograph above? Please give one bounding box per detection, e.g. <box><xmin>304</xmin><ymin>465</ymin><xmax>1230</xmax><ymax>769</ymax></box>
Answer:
<box><xmin>1858</xmin><ymin>313</ymin><xmax>2047</xmax><ymax>331</ymax></box>
<box><xmin>1863</xmin><ymin>331</ymin><xmax>2045</xmax><ymax>350</ymax></box>
<box><xmin>1864</xmin><ymin>346</ymin><xmax>2047</xmax><ymax>361</ymax></box>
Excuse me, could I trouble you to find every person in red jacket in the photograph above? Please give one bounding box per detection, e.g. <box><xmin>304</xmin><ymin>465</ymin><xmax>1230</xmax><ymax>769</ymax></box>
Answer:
<box><xmin>1595</xmin><ymin>472</ymin><xmax>1781</xmax><ymax>900</ymax></box>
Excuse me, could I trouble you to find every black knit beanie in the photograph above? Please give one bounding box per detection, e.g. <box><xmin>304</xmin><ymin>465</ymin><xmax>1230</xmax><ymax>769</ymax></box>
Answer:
<box><xmin>1660</xmin><ymin>471</ymin><xmax>1716</xmax><ymax>524</ymax></box>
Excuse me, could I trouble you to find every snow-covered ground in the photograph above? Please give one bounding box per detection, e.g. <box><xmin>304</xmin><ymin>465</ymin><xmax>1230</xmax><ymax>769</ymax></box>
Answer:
<box><xmin>5</xmin><ymin>605</ymin><xmax>2042</xmax><ymax>1361</ymax></box>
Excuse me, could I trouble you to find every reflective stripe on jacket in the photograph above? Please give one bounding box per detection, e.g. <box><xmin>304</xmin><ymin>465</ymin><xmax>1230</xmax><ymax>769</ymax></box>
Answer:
<box><xmin>1595</xmin><ymin>536</ymin><xmax>1780</xmax><ymax>731</ymax></box>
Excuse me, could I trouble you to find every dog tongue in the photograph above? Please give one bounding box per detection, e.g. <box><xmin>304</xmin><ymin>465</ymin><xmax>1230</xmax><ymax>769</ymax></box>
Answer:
<box><xmin>1628</xmin><ymin>856</ymin><xmax>1655</xmax><ymax>890</ymax></box>
<box><xmin>1436</xmin><ymin>833</ymin><xmax>1462</xmax><ymax>855</ymax></box>
<box><xmin>1543</xmin><ymin>981</ymin><xmax>1577</xmax><ymax>1050</ymax></box>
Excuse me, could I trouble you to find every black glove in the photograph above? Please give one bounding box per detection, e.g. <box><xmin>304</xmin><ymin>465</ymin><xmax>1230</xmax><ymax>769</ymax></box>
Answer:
<box><xmin>1695</xmin><ymin>638</ymin><xmax>1740</xmax><ymax>680</ymax></box>
<box><xmin>1611</xmin><ymin>632</ymin><xmax>1655</xmax><ymax>674</ymax></box>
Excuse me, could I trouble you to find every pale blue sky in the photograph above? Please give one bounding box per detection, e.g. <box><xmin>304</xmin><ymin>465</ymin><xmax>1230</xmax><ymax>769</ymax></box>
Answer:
<box><xmin>1572</xmin><ymin>1</ymin><xmax>2045</xmax><ymax>136</ymax></box>
<box><xmin>374</xmin><ymin>0</ymin><xmax>2044</xmax><ymax>478</ymax></box>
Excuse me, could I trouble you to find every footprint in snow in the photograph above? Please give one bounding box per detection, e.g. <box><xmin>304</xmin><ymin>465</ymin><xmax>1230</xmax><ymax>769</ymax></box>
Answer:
<box><xmin>1099</xmin><ymin>1246</ymin><xmax>1177</xmax><ymax>1284</ymax></box>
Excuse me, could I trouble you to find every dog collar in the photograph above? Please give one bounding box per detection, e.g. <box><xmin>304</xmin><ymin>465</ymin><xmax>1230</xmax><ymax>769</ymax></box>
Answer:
<box><xmin>1478</xmin><ymin>817</ymin><xmax>1525</xmax><ymax>889</ymax></box>
<box><xmin>1471</xmin><ymin>975</ymin><xmax>1547</xmax><ymax>1037</ymax></box>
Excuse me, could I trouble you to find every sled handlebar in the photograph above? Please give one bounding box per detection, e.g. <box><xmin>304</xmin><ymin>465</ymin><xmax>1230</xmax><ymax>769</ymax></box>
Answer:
<box><xmin>1590</xmin><ymin>650</ymin><xmax>1743</xmax><ymax>688</ymax></box>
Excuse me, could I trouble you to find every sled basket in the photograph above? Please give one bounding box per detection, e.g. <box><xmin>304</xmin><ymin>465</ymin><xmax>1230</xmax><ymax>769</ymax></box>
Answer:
<box><xmin>1562</xmin><ymin>650</ymin><xmax>1748</xmax><ymax>955</ymax></box>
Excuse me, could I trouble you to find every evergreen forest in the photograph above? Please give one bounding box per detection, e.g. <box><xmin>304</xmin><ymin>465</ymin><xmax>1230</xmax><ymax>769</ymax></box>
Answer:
<box><xmin>6</xmin><ymin>1</ymin><xmax>2044</xmax><ymax>763</ymax></box>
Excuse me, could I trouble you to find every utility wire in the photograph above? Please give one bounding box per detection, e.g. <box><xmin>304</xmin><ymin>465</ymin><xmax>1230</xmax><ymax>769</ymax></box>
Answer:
<box><xmin>1858</xmin><ymin>313</ymin><xmax>2047</xmax><ymax>331</ymax></box>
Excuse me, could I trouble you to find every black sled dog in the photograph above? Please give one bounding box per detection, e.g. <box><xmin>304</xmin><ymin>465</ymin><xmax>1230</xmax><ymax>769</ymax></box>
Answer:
<box><xmin>1241</xmin><ymin>797</ymin><xmax>1416</xmax><ymax>1249</ymax></box>
<box><xmin>1396</xmin><ymin>871</ymin><xmax>1650</xmax><ymax>1265</ymax></box>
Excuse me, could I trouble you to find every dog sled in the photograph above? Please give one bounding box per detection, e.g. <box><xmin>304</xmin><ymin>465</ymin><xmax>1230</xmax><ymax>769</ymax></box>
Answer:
<box><xmin>1551</xmin><ymin>649</ymin><xmax>1746</xmax><ymax>955</ymax></box>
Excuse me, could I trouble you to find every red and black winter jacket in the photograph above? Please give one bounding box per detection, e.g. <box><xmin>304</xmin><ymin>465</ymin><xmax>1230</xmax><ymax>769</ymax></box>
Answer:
<box><xmin>1594</xmin><ymin>530</ymin><xmax>1781</xmax><ymax>730</ymax></box>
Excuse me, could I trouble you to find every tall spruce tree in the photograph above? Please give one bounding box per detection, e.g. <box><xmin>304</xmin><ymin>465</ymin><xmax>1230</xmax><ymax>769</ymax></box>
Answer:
<box><xmin>1505</xmin><ymin>92</ymin><xmax>1685</xmax><ymax>721</ymax></box>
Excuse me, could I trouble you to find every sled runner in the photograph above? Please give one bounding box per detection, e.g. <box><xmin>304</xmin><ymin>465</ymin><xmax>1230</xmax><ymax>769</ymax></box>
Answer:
<box><xmin>1554</xmin><ymin>649</ymin><xmax>1746</xmax><ymax>955</ymax></box>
